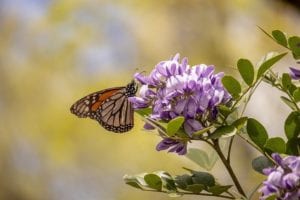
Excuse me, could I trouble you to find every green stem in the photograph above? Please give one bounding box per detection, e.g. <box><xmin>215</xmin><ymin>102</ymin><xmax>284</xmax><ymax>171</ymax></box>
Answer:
<box><xmin>140</xmin><ymin>188</ymin><xmax>235</xmax><ymax>199</ymax></box>
<box><xmin>213</xmin><ymin>139</ymin><xmax>247</xmax><ymax>197</ymax></box>
<box><xmin>227</xmin><ymin>136</ymin><xmax>234</xmax><ymax>163</ymax></box>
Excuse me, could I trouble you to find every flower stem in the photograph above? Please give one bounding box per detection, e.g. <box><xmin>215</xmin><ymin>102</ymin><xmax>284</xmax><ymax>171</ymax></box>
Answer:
<box><xmin>212</xmin><ymin>139</ymin><xmax>247</xmax><ymax>197</ymax></box>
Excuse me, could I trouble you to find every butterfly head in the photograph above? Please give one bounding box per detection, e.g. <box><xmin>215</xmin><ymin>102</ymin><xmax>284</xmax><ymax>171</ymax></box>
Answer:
<box><xmin>125</xmin><ymin>80</ymin><xmax>138</xmax><ymax>97</ymax></box>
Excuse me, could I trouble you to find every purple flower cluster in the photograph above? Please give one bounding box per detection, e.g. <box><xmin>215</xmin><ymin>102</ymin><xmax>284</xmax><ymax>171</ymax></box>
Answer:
<box><xmin>289</xmin><ymin>67</ymin><xmax>300</xmax><ymax>80</ymax></box>
<box><xmin>129</xmin><ymin>54</ymin><xmax>231</xmax><ymax>155</ymax></box>
<box><xmin>259</xmin><ymin>153</ymin><xmax>300</xmax><ymax>200</ymax></box>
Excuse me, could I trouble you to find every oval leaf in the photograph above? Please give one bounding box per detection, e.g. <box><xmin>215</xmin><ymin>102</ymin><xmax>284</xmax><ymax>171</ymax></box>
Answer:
<box><xmin>186</xmin><ymin>184</ymin><xmax>205</xmax><ymax>193</ymax></box>
<box><xmin>272</xmin><ymin>30</ymin><xmax>288</xmax><ymax>47</ymax></box>
<box><xmin>284</xmin><ymin>111</ymin><xmax>300</xmax><ymax>139</ymax></box>
<box><xmin>237</xmin><ymin>59</ymin><xmax>255</xmax><ymax>86</ymax></box>
<box><xmin>175</xmin><ymin>174</ymin><xmax>193</xmax><ymax>189</ymax></box>
<box><xmin>231</xmin><ymin>117</ymin><xmax>248</xmax><ymax>130</ymax></box>
<box><xmin>264</xmin><ymin>137</ymin><xmax>286</xmax><ymax>154</ymax></box>
<box><xmin>191</xmin><ymin>171</ymin><xmax>215</xmax><ymax>188</ymax></box>
<box><xmin>252</xmin><ymin>156</ymin><xmax>274</xmax><ymax>174</ymax></box>
<box><xmin>246</xmin><ymin>118</ymin><xmax>268</xmax><ymax>149</ymax></box>
<box><xmin>166</xmin><ymin>116</ymin><xmax>185</xmax><ymax>136</ymax></box>
<box><xmin>286</xmin><ymin>138</ymin><xmax>300</xmax><ymax>156</ymax></box>
<box><xmin>293</xmin><ymin>88</ymin><xmax>300</xmax><ymax>102</ymax></box>
<box><xmin>209</xmin><ymin>125</ymin><xmax>237</xmax><ymax>139</ymax></box>
<box><xmin>208</xmin><ymin>185</ymin><xmax>232</xmax><ymax>195</ymax></box>
<box><xmin>144</xmin><ymin>174</ymin><xmax>162</xmax><ymax>191</ymax></box>
<box><xmin>222</xmin><ymin>75</ymin><xmax>241</xmax><ymax>98</ymax></box>
<box><xmin>282</xmin><ymin>73</ymin><xmax>292</xmax><ymax>91</ymax></box>
<box><xmin>288</xmin><ymin>36</ymin><xmax>300</xmax><ymax>59</ymax></box>
<box><xmin>257</xmin><ymin>52</ymin><xmax>287</xmax><ymax>79</ymax></box>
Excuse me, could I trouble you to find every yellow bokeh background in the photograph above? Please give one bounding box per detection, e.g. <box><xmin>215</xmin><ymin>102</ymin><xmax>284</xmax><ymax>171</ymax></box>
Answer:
<box><xmin>0</xmin><ymin>0</ymin><xmax>299</xmax><ymax>199</ymax></box>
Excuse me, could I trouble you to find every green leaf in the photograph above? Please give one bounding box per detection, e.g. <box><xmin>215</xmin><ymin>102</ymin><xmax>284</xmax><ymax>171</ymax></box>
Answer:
<box><xmin>154</xmin><ymin>171</ymin><xmax>176</xmax><ymax>191</ymax></box>
<box><xmin>144</xmin><ymin>174</ymin><xmax>162</xmax><ymax>191</ymax></box>
<box><xmin>175</xmin><ymin>174</ymin><xmax>193</xmax><ymax>190</ymax></box>
<box><xmin>293</xmin><ymin>88</ymin><xmax>300</xmax><ymax>102</ymax></box>
<box><xmin>257</xmin><ymin>52</ymin><xmax>287</xmax><ymax>79</ymax></box>
<box><xmin>135</xmin><ymin>107</ymin><xmax>152</xmax><ymax>117</ymax></box>
<box><xmin>222</xmin><ymin>75</ymin><xmax>241</xmax><ymax>98</ymax></box>
<box><xmin>246</xmin><ymin>118</ymin><xmax>268</xmax><ymax>149</ymax></box>
<box><xmin>192</xmin><ymin>126</ymin><xmax>213</xmax><ymax>136</ymax></box>
<box><xmin>166</xmin><ymin>116</ymin><xmax>185</xmax><ymax>136</ymax></box>
<box><xmin>123</xmin><ymin>174</ymin><xmax>147</xmax><ymax>189</ymax></box>
<box><xmin>264</xmin><ymin>137</ymin><xmax>286</xmax><ymax>154</ymax></box>
<box><xmin>191</xmin><ymin>171</ymin><xmax>215</xmax><ymax>188</ymax></box>
<box><xmin>231</xmin><ymin>117</ymin><xmax>248</xmax><ymax>130</ymax></box>
<box><xmin>185</xmin><ymin>148</ymin><xmax>218</xmax><ymax>171</ymax></box>
<box><xmin>252</xmin><ymin>156</ymin><xmax>274</xmax><ymax>174</ymax></box>
<box><xmin>272</xmin><ymin>30</ymin><xmax>288</xmax><ymax>47</ymax></box>
<box><xmin>280</xmin><ymin>96</ymin><xmax>297</xmax><ymax>110</ymax></box>
<box><xmin>286</xmin><ymin>138</ymin><xmax>300</xmax><ymax>156</ymax></box>
<box><xmin>284</xmin><ymin>111</ymin><xmax>300</xmax><ymax>139</ymax></box>
<box><xmin>288</xmin><ymin>84</ymin><xmax>297</xmax><ymax>95</ymax></box>
<box><xmin>288</xmin><ymin>36</ymin><xmax>300</xmax><ymax>59</ymax></box>
<box><xmin>237</xmin><ymin>59</ymin><xmax>255</xmax><ymax>86</ymax></box>
<box><xmin>207</xmin><ymin>185</ymin><xmax>232</xmax><ymax>195</ymax></box>
<box><xmin>217</xmin><ymin>105</ymin><xmax>232</xmax><ymax>118</ymax></box>
<box><xmin>282</xmin><ymin>73</ymin><xmax>292</xmax><ymax>91</ymax></box>
<box><xmin>186</xmin><ymin>184</ymin><xmax>205</xmax><ymax>193</ymax></box>
<box><xmin>265</xmin><ymin>194</ymin><xmax>277</xmax><ymax>200</ymax></box>
<box><xmin>208</xmin><ymin>125</ymin><xmax>237</xmax><ymax>139</ymax></box>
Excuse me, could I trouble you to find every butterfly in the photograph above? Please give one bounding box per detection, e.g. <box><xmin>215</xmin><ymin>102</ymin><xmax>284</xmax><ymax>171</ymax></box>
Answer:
<box><xmin>70</xmin><ymin>80</ymin><xmax>138</xmax><ymax>133</ymax></box>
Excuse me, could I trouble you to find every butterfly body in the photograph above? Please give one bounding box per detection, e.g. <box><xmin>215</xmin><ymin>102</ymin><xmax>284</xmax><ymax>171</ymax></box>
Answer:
<box><xmin>70</xmin><ymin>81</ymin><xmax>138</xmax><ymax>133</ymax></box>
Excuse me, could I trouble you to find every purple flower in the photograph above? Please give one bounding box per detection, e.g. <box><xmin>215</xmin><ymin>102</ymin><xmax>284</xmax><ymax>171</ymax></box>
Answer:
<box><xmin>259</xmin><ymin>153</ymin><xmax>300</xmax><ymax>200</ymax></box>
<box><xmin>289</xmin><ymin>67</ymin><xmax>300</xmax><ymax>80</ymax></box>
<box><xmin>130</xmin><ymin>53</ymin><xmax>231</xmax><ymax>155</ymax></box>
<box><xmin>156</xmin><ymin>138</ymin><xmax>187</xmax><ymax>155</ymax></box>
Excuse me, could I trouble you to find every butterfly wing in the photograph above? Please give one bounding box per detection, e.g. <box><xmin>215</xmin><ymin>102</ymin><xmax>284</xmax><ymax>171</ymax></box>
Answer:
<box><xmin>70</xmin><ymin>87</ymin><xmax>124</xmax><ymax>119</ymax></box>
<box><xmin>96</xmin><ymin>89</ymin><xmax>134</xmax><ymax>133</ymax></box>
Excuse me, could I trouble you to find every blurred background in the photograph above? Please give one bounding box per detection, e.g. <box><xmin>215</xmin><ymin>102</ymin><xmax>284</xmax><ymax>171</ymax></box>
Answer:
<box><xmin>0</xmin><ymin>0</ymin><xmax>300</xmax><ymax>199</ymax></box>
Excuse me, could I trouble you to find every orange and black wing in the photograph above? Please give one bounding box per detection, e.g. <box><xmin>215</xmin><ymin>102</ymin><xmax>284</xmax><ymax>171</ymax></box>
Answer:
<box><xmin>96</xmin><ymin>89</ymin><xmax>134</xmax><ymax>133</ymax></box>
<box><xmin>70</xmin><ymin>87</ymin><xmax>124</xmax><ymax>120</ymax></box>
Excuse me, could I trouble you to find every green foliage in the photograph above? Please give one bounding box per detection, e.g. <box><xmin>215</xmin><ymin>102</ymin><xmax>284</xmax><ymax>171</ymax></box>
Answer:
<box><xmin>252</xmin><ymin>156</ymin><xmax>274</xmax><ymax>174</ymax></box>
<box><xmin>280</xmin><ymin>96</ymin><xmax>298</xmax><ymax>110</ymax></box>
<box><xmin>166</xmin><ymin>116</ymin><xmax>185</xmax><ymax>136</ymax></box>
<box><xmin>286</xmin><ymin>138</ymin><xmax>300</xmax><ymax>155</ymax></box>
<box><xmin>265</xmin><ymin>194</ymin><xmax>277</xmax><ymax>200</ymax></box>
<box><xmin>208</xmin><ymin>125</ymin><xmax>237</xmax><ymax>139</ymax></box>
<box><xmin>207</xmin><ymin>185</ymin><xmax>233</xmax><ymax>195</ymax></box>
<box><xmin>264</xmin><ymin>137</ymin><xmax>286</xmax><ymax>154</ymax></box>
<box><xmin>257</xmin><ymin>52</ymin><xmax>287</xmax><ymax>79</ymax></box>
<box><xmin>190</xmin><ymin>171</ymin><xmax>215</xmax><ymax>188</ymax></box>
<box><xmin>231</xmin><ymin>117</ymin><xmax>248</xmax><ymax>131</ymax></box>
<box><xmin>217</xmin><ymin>105</ymin><xmax>232</xmax><ymax>118</ymax></box>
<box><xmin>271</xmin><ymin>30</ymin><xmax>288</xmax><ymax>47</ymax></box>
<box><xmin>293</xmin><ymin>88</ymin><xmax>300</xmax><ymax>102</ymax></box>
<box><xmin>124</xmin><ymin>170</ymin><xmax>232</xmax><ymax>197</ymax></box>
<box><xmin>288</xmin><ymin>36</ymin><xmax>300</xmax><ymax>59</ymax></box>
<box><xmin>246</xmin><ymin>118</ymin><xmax>268</xmax><ymax>150</ymax></box>
<box><xmin>237</xmin><ymin>59</ymin><xmax>255</xmax><ymax>86</ymax></box>
<box><xmin>281</xmin><ymin>73</ymin><xmax>292</xmax><ymax>91</ymax></box>
<box><xmin>135</xmin><ymin>108</ymin><xmax>152</xmax><ymax>117</ymax></box>
<box><xmin>185</xmin><ymin>148</ymin><xmax>218</xmax><ymax>171</ymax></box>
<box><xmin>284</xmin><ymin>111</ymin><xmax>300</xmax><ymax>139</ymax></box>
<box><xmin>144</xmin><ymin>174</ymin><xmax>163</xmax><ymax>191</ymax></box>
<box><xmin>222</xmin><ymin>75</ymin><xmax>241</xmax><ymax>98</ymax></box>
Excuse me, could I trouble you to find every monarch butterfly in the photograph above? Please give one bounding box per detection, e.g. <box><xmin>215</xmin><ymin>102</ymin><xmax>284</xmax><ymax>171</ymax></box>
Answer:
<box><xmin>70</xmin><ymin>81</ymin><xmax>138</xmax><ymax>133</ymax></box>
